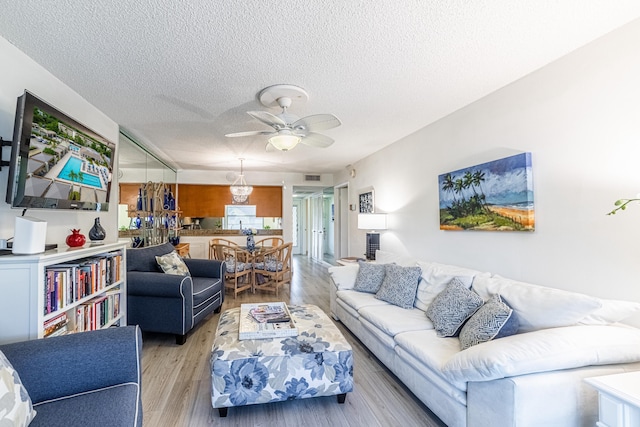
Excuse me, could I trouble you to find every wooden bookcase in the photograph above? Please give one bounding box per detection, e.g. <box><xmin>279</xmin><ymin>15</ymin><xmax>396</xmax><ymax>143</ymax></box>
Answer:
<box><xmin>0</xmin><ymin>242</ymin><xmax>128</xmax><ymax>344</ymax></box>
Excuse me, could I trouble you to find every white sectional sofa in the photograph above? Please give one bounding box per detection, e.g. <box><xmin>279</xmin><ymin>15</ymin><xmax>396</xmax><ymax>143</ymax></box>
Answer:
<box><xmin>328</xmin><ymin>251</ymin><xmax>640</xmax><ymax>427</ymax></box>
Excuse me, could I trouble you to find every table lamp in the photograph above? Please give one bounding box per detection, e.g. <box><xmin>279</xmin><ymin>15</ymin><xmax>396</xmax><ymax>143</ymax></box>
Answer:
<box><xmin>358</xmin><ymin>213</ymin><xmax>387</xmax><ymax>260</ymax></box>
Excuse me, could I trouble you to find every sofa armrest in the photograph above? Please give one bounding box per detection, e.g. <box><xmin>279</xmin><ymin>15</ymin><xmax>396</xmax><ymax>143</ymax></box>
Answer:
<box><xmin>184</xmin><ymin>258</ymin><xmax>224</xmax><ymax>279</ymax></box>
<box><xmin>0</xmin><ymin>326</ymin><xmax>142</xmax><ymax>404</ymax></box>
<box><xmin>127</xmin><ymin>271</ymin><xmax>192</xmax><ymax>297</ymax></box>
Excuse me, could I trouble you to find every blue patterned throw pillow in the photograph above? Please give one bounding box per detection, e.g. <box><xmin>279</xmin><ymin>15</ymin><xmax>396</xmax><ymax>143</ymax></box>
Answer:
<box><xmin>353</xmin><ymin>261</ymin><xmax>387</xmax><ymax>293</ymax></box>
<box><xmin>459</xmin><ymin>294</ymin><xmax>519</xmax><ymax>350</ymax></box>
<box><xmin>375</xmin><ymin>264</ymin><xmax>422</xmax><ymax>309</ymax></box>
<box><xmin>426</xmin><ymin>277</ymin><xmax>484</xmax><ymax>337</ymax></box>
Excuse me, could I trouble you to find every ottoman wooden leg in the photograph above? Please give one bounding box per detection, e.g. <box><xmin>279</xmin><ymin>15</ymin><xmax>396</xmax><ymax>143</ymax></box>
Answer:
<box><xmin>337</xmin><ymin>393</ymin><xmax>347</xmax><ymax>404</ymax></box>
<box><xmin>218</xmin><ymin>407</ymin><xmax>228</xmax><ymax>417</ymax></box>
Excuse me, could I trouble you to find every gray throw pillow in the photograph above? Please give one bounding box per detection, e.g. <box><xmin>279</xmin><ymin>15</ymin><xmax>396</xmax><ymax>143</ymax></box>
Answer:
<box><xmin>353</xmin><ymin>262</ymin><xmax>387</xmax><ymax>293</ymax></box>
<box><xmin>426</xmin><ymin>277</ymin><xmax>484</xmax><ymax>337</ymax></box>
<box><xmin>375</xmin><ymin>264</ymin><xmax>422</xmax><ymax>309</ymax></box>
<box><xmin>459</xmin><ymin>294</ymin><xmax>519</xmax><ymax>350</ymax></box>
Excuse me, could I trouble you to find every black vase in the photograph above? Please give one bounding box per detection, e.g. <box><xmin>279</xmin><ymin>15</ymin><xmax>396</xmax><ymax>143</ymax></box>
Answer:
<box><xmin>89</xmin><ymin>217</ymin><xmax>106</xmax><ymax>242</ymax></box>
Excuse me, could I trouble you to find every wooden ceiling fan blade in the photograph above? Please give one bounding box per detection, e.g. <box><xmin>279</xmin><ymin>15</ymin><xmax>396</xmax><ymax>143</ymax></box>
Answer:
<box><xmin>225</xmin><ymin>130</ymin><xmax>274</xmax><ymax>137</ymax></box>
<box><xmin>300</xmin><ymin>132</ymin><xmax>334</xmax><ymax>148</ymax></box>
<box><xmin>293</xmin><ymin>114</ymin><xmax>341</xmax><ymax>132</ymax></box>
<box><xmin>247</xmin><ymin>111</ymin><xmax>287</xmax><ymax>128</ymax></box>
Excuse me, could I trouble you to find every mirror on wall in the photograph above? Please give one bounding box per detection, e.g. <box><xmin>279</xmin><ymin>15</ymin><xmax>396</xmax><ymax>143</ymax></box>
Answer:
<box><xmin>117</xmin><ymin>131</ymin><xmax>177</xmax><ymax>230</ymax></box>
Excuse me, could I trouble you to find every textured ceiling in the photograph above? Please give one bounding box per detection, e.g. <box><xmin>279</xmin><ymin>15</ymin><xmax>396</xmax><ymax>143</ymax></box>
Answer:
<box><xmin>1</xmin><ymin>1</ymin><xmax>639</xmax><ymax>175</ymax></box>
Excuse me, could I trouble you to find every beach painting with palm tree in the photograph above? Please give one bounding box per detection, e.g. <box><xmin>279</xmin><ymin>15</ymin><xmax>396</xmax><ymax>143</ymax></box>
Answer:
<box><xmin>438</xmin><ymin>152</ymin><xmax>534</xmax><ymax>231</ymax></box>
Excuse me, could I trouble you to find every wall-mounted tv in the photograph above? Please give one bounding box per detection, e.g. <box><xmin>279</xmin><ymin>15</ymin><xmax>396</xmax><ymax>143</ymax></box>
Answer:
<box><xmin>5</xmin><ymin>90</ymin><xmax>115</xmax><ymax>211</ymax></box>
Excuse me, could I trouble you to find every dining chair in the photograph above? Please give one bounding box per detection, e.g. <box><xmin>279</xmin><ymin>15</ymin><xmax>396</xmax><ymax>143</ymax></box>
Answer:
<box><xmin>208</xmin><ymin>238</ymin><xmax>239</xmax><ymax>260</ymax></box>
<box><xmin>210</xmin><ymin>243</ymin><xmax>253</xmax><ymax>298</ymax></box>
<box><xmin>254</xmin><ymin>236</ymin><xmax>284</xmax><ymax>249</ymax></box>
<box><xmin>252</xmin><ymin>242</ymin><xmax>293</xmax><ymax>296</ymax></box>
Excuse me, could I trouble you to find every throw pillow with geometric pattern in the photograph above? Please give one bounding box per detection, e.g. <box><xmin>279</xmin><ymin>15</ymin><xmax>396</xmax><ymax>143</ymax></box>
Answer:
<box><xmin>375</xmin><ymin>264</ymin><xmax>422</xmax><ymax>309</ymax></box>
<box><xmin>459</xmin><ymin>294</ymin><xmax>519</xmax><ymax>350</ymax></box>
<box><xmin>353</xmin><ymin>261</ymin><xmax>387</xmax><ymax>293</ymax></box>
<box><xmin>426</xmin><ymin>277</ymin><xmax>484</xmax><ymax>337</ymax></box>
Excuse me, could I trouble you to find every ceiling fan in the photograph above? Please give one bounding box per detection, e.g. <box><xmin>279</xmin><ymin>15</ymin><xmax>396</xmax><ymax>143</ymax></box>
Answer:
<box><xmin>225</xmin><ymin>84</ymin><xmax>341</xmax><ymax>151</ymax></box>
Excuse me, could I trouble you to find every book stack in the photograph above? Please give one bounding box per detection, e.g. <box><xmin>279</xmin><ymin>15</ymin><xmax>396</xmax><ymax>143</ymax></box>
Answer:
<box><xmin>239</xmin><ymin>302</ymin><xmax>298</xmax><ymax>340</ymax></box>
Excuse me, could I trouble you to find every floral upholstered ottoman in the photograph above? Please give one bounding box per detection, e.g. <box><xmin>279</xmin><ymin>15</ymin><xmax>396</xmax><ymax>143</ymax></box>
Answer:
<box><xmin>211</xmin><ymin>304</ymin><xmax>354</xmax><ymax>416</ymax></box>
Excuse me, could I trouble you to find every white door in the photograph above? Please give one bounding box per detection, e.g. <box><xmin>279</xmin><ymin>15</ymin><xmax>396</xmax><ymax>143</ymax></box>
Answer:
<box><xmin>310</xmin><ymin>193</ymin><xmax>324</xmax><ymax>261</ymax></box>
<box><xmin>292</xmin><ymin>199</ymin><xmax>303</xmax><ymax>255</ymax></box>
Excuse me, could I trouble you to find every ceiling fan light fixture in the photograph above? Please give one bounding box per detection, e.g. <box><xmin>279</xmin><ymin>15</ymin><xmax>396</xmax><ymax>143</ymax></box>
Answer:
<box><xmin>269</xmin><ymin>133</ymin><xmax>301</xmax><ymax>151</ymax></box>
<box><xmin>230</xmin><ymin>158</ymin><xmax>253</xmax><ymax>203</ymax></box>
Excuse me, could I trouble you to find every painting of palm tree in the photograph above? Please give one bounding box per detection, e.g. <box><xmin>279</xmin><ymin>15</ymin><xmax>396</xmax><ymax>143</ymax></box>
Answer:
<box><xmin>438</xmin><ymin>152</ymin><xmax>534</xmax><ymax>231</ymax></box>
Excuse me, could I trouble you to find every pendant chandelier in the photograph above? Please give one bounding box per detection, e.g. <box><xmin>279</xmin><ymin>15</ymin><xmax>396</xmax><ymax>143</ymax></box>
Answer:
<box><xmin>230</xmin><ymin>158</ymin><xmax>253</xmax><ymax>204</ymax></box>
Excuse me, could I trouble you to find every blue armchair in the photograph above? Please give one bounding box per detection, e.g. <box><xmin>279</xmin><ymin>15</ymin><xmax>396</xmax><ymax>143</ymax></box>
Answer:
<box><xmin>126</xmin><ymin>242</ymin><xmax>225</xmax><ymax>344</ymax></box>
<box><xmin>0</xmin><ymin>326</ymin><xmax>142</xmax><ymax>427</ymax></box>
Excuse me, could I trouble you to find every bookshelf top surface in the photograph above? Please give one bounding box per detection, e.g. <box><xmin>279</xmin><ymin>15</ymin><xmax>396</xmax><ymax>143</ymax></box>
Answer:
<box><xmin>0</xmin><ymin>241</ymin><xmax>126</xmax><ymax>265</ymax></box>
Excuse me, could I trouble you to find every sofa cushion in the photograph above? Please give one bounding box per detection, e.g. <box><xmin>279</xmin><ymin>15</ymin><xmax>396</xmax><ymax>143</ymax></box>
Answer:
<box><xmin>353</xmin><ymin>261</ymin><xmax>387</xmax><ymax>293</ymax></box>
<box><xmin>415</xmin><ymin>261</ymin><xmax>486</xmax><ymax>312</ymax></box>
<box><xmin>336</xmin><ymin>290</ymin><xmax>389</xmax><ymax>312</ymax></box>
<box><xmin>374</xmin><ymin>250</ymin><xmax>417</xmax><ymax>267</ymax></box>
<box><xmin>127</xmin><ymin>242</ymin><xmax>175</xmax><ymax>272</ymax></box>
<box><xmin>426</xmin><ymin>278</ymin><xmax>484</xmax><ymax>337</ymax></box>
<box><xmin>394</xmin><ymin>329</ymin><xmax>467</xmax><ymax>393</ymax></box>
<box><xmin>359</xmin><ymin>305</ymin><xmax>434</xmax><ymax>337</ymax></box>
<box><xmin>472</xmin><ymin>275</ymin><xmax>602</xmax><ymax>333</ymax></box>
<box><xmin>459</xmin><ymin>294</ymin><xmax>519</xmax><ymax>350</ymax></box>
<box><xmin>442</xmin><ymin>324</ymin><xmax>640</xmax><ymax>384</ymax></box>
<box><xmin>31</xmin><ymin>383</ymin><xmax>140</xmax><ymax>427</ymax></box>
<box><xmin>0</xmin><ymin>350</ymin><xmax>36</xmax><ymax>427</ymax></box>
<box><xmin>328</xmin><ymin>264</ymin><xmax>359</xmax><ymax>290</ymax></box>
<box><xmin>578</xmin><ymin>299</ymin><xmax>640</xmax><ymax>325</ymax></box>
<box><xmin>375</xmin><ymin>264</ymin><xmax>422</xmax><ymax>309</ymax></box>
<box><xmin>156</xmin><ymin>251</ymin><xmax>190</xmax><ymax>276</ymax></box>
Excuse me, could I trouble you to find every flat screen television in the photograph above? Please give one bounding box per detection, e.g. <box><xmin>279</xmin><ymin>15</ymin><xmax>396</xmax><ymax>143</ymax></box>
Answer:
<box><xmin>5</xmin><ymin>90</ymin><xmax>115</xmax><ymax>211</ymax></box>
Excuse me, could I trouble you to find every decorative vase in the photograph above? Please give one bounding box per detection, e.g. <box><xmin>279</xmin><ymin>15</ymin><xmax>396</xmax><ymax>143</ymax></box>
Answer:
<box><xmin>66</xmin><ymin>229</ymin><xmax>86</xmax><ymax>248</ymax></box>
<box><xmin>246</xmin><ymin>235</ymin><xmax>255</xmax><ymax>253</ymax></box>
<box><xmin>89</xmin><ymin>217</ymin><xmax>106</xmax><ymax>242</ymax></box>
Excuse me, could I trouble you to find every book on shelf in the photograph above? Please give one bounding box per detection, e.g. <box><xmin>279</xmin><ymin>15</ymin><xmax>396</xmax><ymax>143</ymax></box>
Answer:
<box><xmin>239</xmin><ymin>302</ymin><xmax>297</xmax><ymax>340</ymax></box>
<box><xmin>43</xmin><ymin>312</ymin><xmax>68</xmax><ymax>337</ymax></box>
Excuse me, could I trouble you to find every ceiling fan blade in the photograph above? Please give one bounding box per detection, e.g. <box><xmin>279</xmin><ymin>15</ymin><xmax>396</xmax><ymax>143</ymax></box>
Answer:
<box><xmin>225</xmin><ymin>130</ymin><xmax>274</xmax><ymax>137</ymax></box>
<box><xmin>293</xmin><ymin>114</ymin><xmax>341</xmax><ymax>132</ymax></box>
<box><xmin>247</xmin><ymin>111</ymin><xmax>287</xmax><ymax>128</ymax></box>
<box><xmin>300</xmin><ymin>132</ymin><xmax>334</xmax><ymax>148</ymax></box>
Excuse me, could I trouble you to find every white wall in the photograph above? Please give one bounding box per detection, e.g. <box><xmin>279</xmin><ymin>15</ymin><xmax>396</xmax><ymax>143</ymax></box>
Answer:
<box><xmin>0</xmin><ymin>36</ymin><xmax>119</xmax><ymax>245</ymax></box>
<box><xmin>342</xmin><ymin>19</ymin><xmax>640</xmax><ymax>310</ymax></box>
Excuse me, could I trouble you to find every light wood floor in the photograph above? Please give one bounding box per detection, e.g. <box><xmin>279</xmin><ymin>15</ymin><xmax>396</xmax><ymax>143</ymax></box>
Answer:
<box><xmin>140</xmin><ymin>255</ymin><xmax>446</xmax><ymax>427</ymax></box>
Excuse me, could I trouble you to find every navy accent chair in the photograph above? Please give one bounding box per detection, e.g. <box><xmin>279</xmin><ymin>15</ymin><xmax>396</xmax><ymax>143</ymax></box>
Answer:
<box><xmin>0</xmin><ymin>326</ymin><xmax>143</xmax><ymax>427</ymax></box>
<box><xmin>126</xmin><ymin>242</ymin><xmax>224</xmax><ymax>344</ymax></box>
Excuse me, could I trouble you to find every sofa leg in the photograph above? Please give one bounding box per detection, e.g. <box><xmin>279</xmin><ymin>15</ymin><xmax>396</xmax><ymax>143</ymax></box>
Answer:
<box><xmin>214</xmin><ymin>306</ymin><xmax>221</xmax><ymax>314</ymax></box>
<box><xmin>337</xmin><ymin>393</ymin><xmax>346</xmax><ymax>404</ymax></box>
<box><xmin>218</xmin><ymin>407</ymin><xmax>228</xmax><ymax>417</ymax></box>
<box><xmin>175</xmin><ymin>333</ymin><xmax>187</xmax><ymax>345</ymax></box>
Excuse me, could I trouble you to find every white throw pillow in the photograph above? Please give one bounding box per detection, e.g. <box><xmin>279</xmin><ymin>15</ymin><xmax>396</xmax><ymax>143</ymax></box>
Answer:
<box><xmin>0</xmin><ymin>350</ymin><xmax>36</xmax><ymax>426</ymax></box>
<box><xmin>328</xmin><ymin>264</ymin><xmax>359</xmax><ymax>290</ymax></box>
<box><xmin>414</xmin><ymin>261</ymin><xmax>485</xmax><ymax>312</ymax></box>
<box><xmin>472</xmin><ymin>275</ymin><xmax>602</xmax><ymax>333</ymax></box>
<box><xmin>442</xmin><ymin>324</ymin><xmax>640</xmax><ymax>384</ymax></box>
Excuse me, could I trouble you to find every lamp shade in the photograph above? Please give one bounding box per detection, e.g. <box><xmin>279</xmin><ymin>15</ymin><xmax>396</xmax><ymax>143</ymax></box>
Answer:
<box><xmin>358</xmin><ymin>213</ymin><xmax>387</xmax><ymax>230</ymax></box>
<box><xmin>269</xmin><ymin>133</ymin><xmax>301</xmax><ymax>151</ymax></box>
